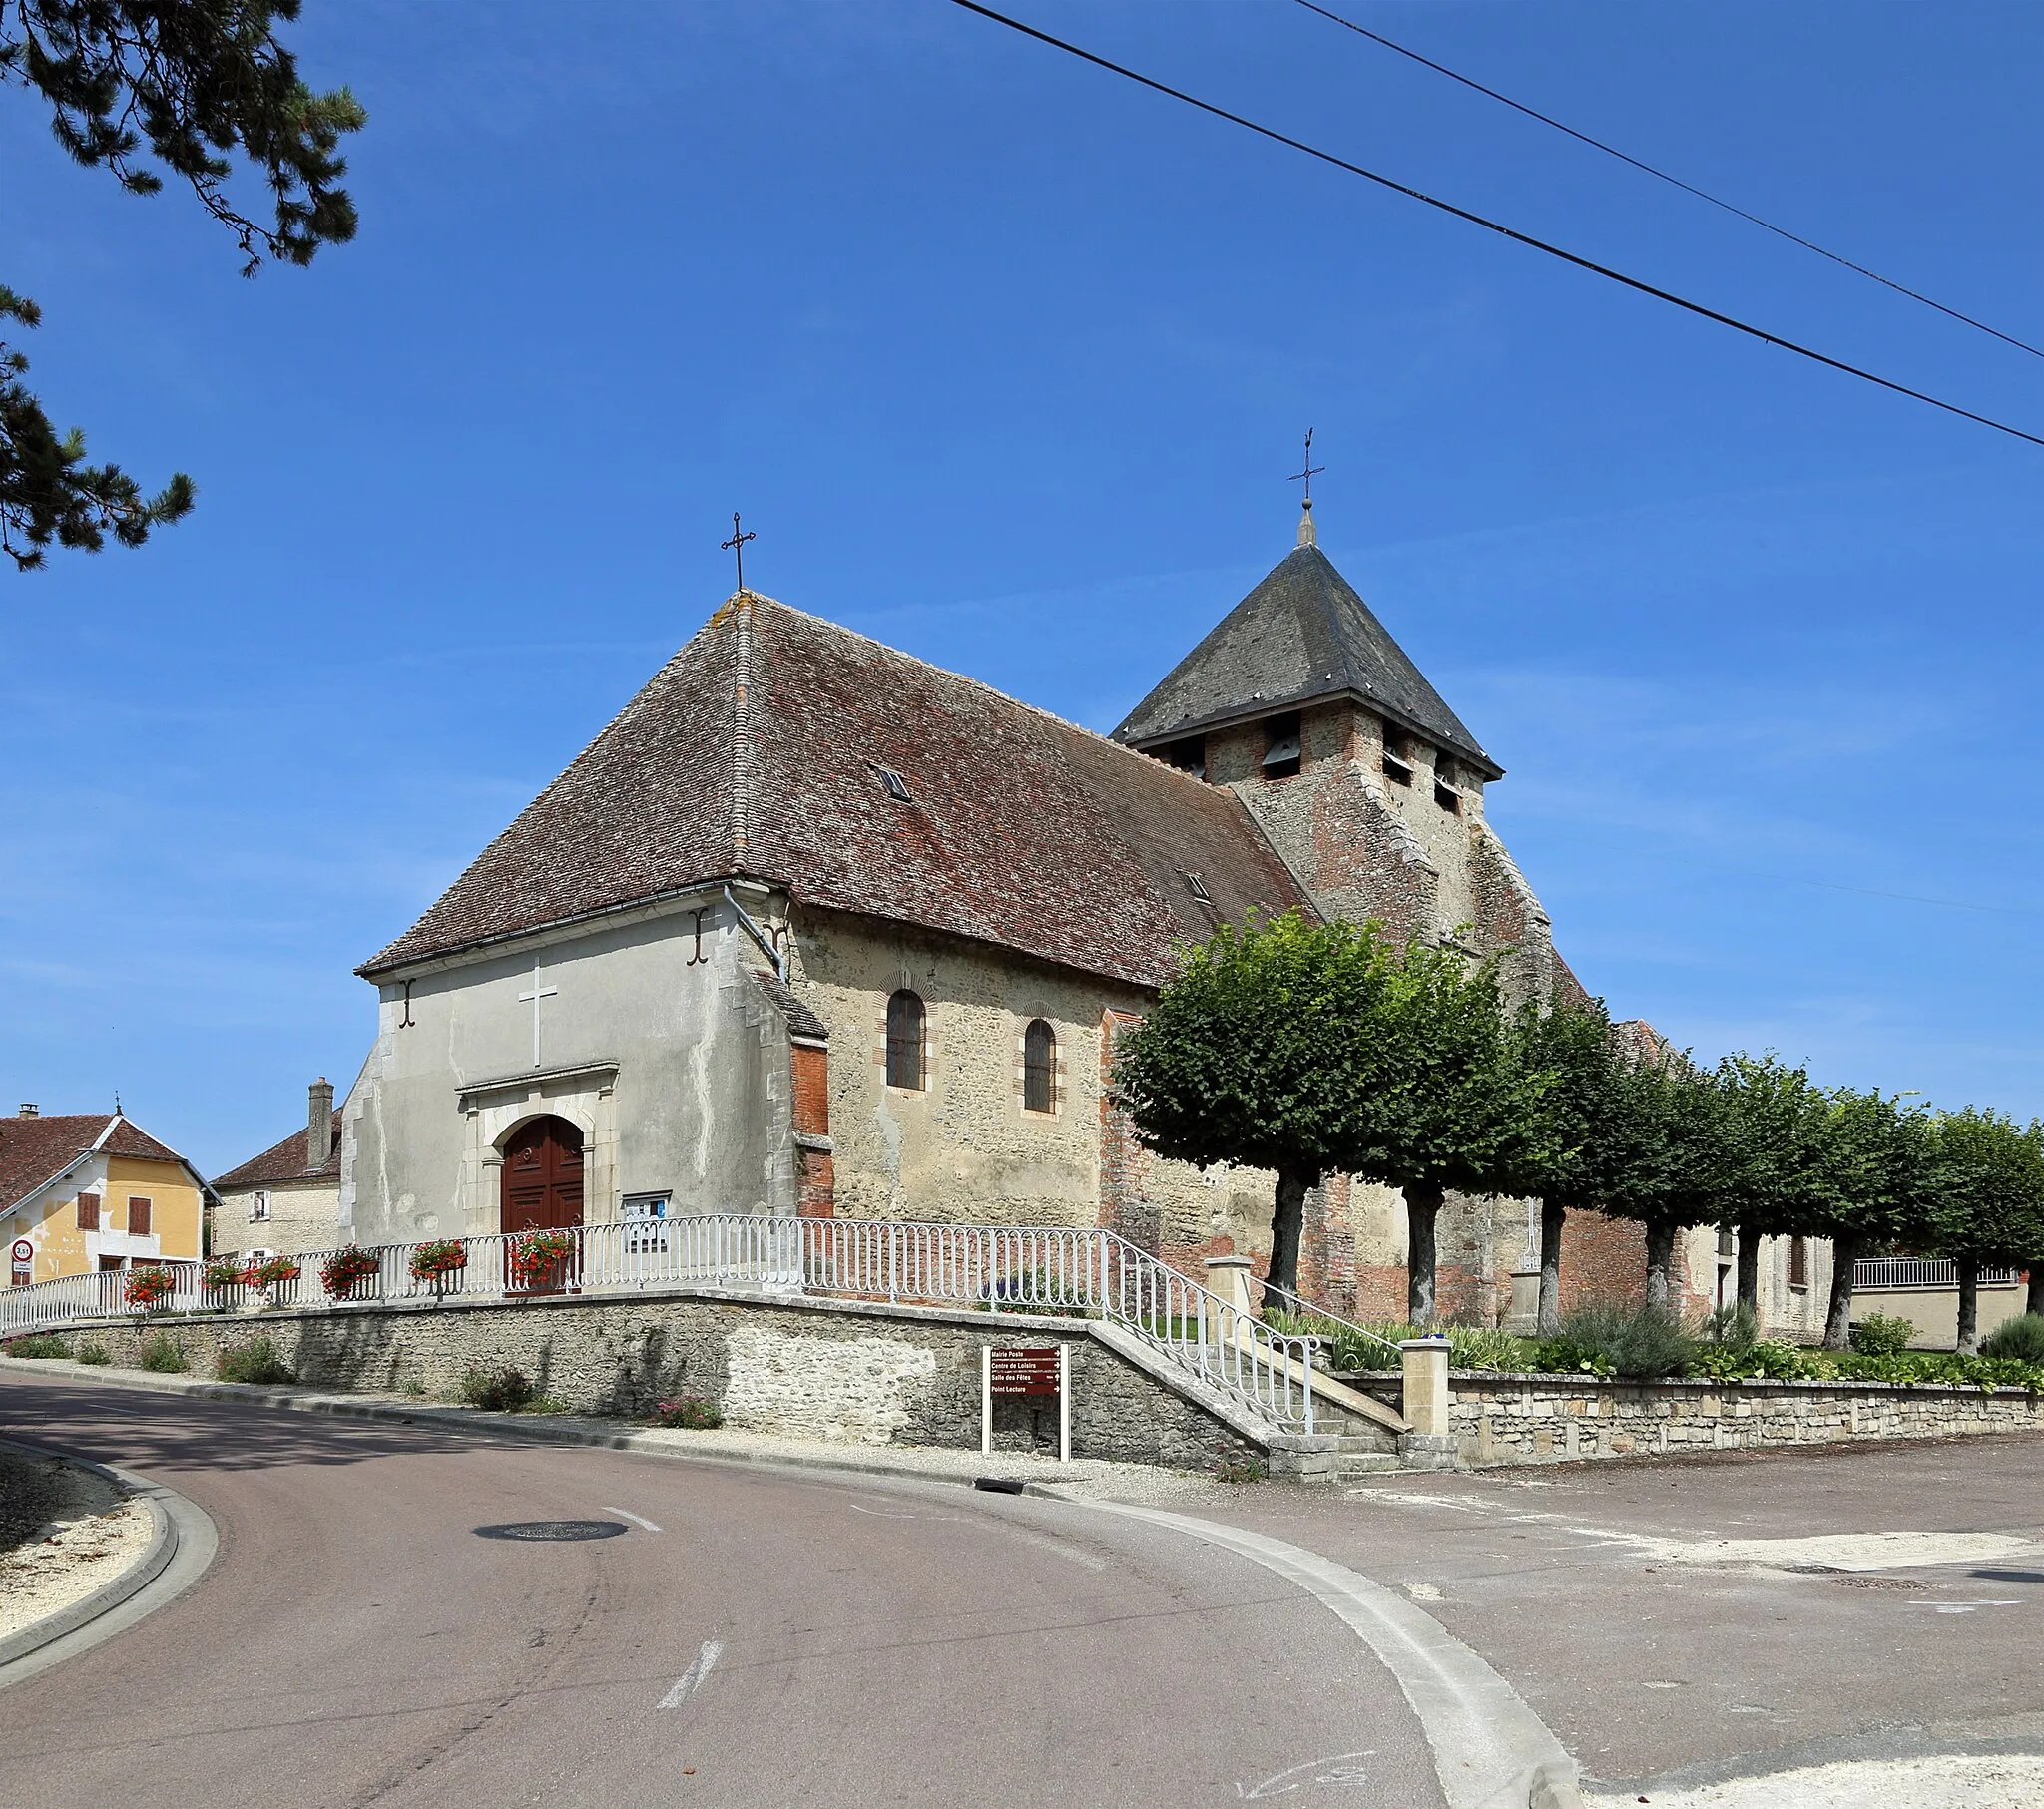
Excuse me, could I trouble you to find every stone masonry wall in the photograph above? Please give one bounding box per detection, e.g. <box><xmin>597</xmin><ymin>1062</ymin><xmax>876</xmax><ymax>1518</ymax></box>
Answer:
<box><xmin>73</xmin><ymin>1288</ymin><xmax>1262</xmax><ymax>1472</ymax></box>
<box><xmin>1430</xmin><ymin>1370</ymin><xmax>2044</xmax><ymax>1467</ymax></box>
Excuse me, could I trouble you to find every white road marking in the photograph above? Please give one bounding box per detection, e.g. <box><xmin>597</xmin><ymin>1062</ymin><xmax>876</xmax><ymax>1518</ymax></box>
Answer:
<box><xmin>846</xmin><ymin>1504</ymin><xmax>960</xmax><ymax>1521</ymax></box>
<box><xmin>659</xmin><ymin>1640</ymin><xmax>724</xmax><ymax>1710</ymax></box>
<box><xmin>1237</xmin><ymin>1751</ymin><xmax>1375</xmax><ymax>1797</ymax></box>
<box><xmin>602</xmin><ymin>1506</ymin><xmax>662</xmax><ymax>1533</ymax></box>
<box><xmin>1905</xmin><ymin>1598</ymin><xmax>2022</xmax><ymax>1614</ymax></box>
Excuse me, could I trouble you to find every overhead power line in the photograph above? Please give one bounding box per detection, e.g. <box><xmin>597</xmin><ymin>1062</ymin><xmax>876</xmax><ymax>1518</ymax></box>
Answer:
<box><xmin>1289</xmin><ymin>0</ymin><xmax>2044</xmax><ymax>363</ymax></box>
<box><xmin>945</xmin><ymin>0</ymin><xmax>2044</xmax><ymax>451</ymax></box>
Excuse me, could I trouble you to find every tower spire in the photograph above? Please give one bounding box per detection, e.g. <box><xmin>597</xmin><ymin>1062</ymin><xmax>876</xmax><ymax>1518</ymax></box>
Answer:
<box><xmin>1288</xmin><ymin>428</ymin><xmax>1323</xmax><ymax>548</ymax></box>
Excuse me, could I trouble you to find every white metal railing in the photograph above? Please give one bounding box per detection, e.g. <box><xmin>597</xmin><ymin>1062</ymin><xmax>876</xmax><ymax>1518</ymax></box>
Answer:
<box><xmin>1248</xmin><ymin>1276</ymin><xmax>1406</xmax><ymax>1368</ymax></box>
<box><xmin>1853</xmin><ymin>1257</ymin><xmax>2020</xmax><ymax>1290</ymax></box>
<box><xmin>0</xmin><ymin>1215</ymin><xmax>1321</xmax><ymax>1433</ymax></box>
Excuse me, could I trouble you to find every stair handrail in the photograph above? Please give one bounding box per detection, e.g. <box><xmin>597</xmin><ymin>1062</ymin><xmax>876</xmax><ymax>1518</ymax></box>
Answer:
<box><xmin>1250</xmin><ymin>1275</ymin><xmax>1406</xmax><ymax>1367</ymax></box>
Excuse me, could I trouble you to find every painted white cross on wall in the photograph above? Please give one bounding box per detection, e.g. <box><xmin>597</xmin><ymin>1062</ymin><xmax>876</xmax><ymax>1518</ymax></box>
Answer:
<box><xmin>518</xmin><ymin>957</ymin><xmax>558</xmax><ymax>1069</ymax></box>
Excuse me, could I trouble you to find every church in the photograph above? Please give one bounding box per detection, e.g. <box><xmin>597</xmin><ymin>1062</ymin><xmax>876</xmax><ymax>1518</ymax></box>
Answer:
<box><xmin>336</xmin><ymin>502</ymin><xmax>1825</xmax><ymax>1333</ymax></box>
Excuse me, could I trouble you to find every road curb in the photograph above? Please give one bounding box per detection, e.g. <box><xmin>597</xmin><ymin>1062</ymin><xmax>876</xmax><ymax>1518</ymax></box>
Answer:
<box><xmin>1063</xmin><ymin>1496</ymin><xmax>1583</xmax><ymax>1809</ymax></box>
<box><xmin>0</xmin><ymin>1358</ymin><xmax>1116</xmax><ymax>1495</ymax></box>
<box><xmin>0</xmin><ymin>1438</ymin><xmax>194</xmax><ymax>1681</ymax></box>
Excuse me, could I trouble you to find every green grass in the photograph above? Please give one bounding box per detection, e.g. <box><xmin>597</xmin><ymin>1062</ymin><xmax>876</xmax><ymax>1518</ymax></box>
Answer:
<box><xmin>74</xmin><ymin>1341</ymin><xmax>111</xmax><ymax>1366</ymax></box>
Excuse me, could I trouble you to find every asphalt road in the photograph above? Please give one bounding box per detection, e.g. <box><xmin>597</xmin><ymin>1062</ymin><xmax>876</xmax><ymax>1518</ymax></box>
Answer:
<box><xmin>0</xmin><ymin>1375</ymin><xmax>1444</xmax><ymax>1809</ymax></box>
<box><xmin>1180</xmin><ymin>1431</ymin><xmax>2044</xmax><ymax>1797</ymax></box>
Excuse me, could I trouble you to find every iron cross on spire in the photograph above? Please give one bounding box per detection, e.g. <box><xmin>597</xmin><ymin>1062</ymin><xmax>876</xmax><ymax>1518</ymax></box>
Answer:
<box><xmin>1289</xmin><ymin>428</ymin><xmax>1324</xmax><ymax>547</ymax></box>
<box><xmin>722</xmin><ymin>512</ymin><xmax>757</xmax><ymax>592</ymax></box>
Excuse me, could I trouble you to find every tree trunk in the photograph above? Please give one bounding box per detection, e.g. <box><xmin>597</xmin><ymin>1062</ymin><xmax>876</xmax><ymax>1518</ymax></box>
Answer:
<box><xmin>1822</xmin><ymin>1232</ymin><xmax>1860</xmax><ymax>1350</ymax></box>
<box><xmin>1264</xmin><ymin>1166</ymin><xmax>1314</xmax><ymax>1310</ymax></box>
<box><xmin>1735</xmin><ymin>1226</ymin><xmax>1762</xmax><ymax>1318</ymax></box>
<box><xmin>1406</xmin><ymin>1179</ymin><xmax>1445</xmax><ymax>1326</ymax></box>
<box><xmin>1955</xmin><ymin>1255</ymin><xmax>1981</xmax><ymax>1357</ymax></box>
<box><xmin>2027</xmin><ymin>1265</ymin><xmax>2044</xmax><ymax>1318</ymax></box>
<box><xmin>1537</xmin><ymin>1198</ymin><xmax>1566</xmax><ymax>1338</ymax></box>
<box><xmin>1644</xmin><ymin>1219</ymin><xmax>1677</xmax><ymax>1313</ymax></box>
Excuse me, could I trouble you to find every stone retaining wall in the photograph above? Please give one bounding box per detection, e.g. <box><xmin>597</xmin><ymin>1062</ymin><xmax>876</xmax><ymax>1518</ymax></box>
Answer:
<box><xmin>1347</xmin><ymin>1369</ymin><xmax>2044</xmax><ymax>1466</ymax></box>
<box><xmin>66</xmin><ymin>1288</ymin><xmax>1265</xmax><ymax>1472</ymax></box>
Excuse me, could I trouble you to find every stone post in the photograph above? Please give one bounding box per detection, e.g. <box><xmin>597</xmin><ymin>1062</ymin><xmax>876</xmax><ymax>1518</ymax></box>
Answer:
<box><xmin>1400</xmin><ymin>1335</ymin><xmax>1451</xmax><ymax>1437</ymax></box>
<box><xmin>1205</xmin><ymin>1254</ymin><xmax>1258</xmax><ymax>1318</ymax></box>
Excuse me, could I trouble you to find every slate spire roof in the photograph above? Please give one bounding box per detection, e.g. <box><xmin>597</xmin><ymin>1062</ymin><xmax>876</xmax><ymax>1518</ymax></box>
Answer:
<box><xmin>1112</xmin><ymin>540</ymin><xmax>1501</xmax><ymax>778</ymax></box>
<box><xmin>360</xmin><ymin>593</ymin><xmax>1310</xmax><ymax>987</ymax></box>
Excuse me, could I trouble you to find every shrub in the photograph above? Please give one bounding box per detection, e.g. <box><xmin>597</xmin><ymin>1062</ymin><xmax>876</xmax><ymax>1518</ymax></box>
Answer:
<box><xmin>1264</xmin><ymin>1312</ymin><xmax>1529</xmax><ymax>1373</ymax></box>
<box><xmin>75</xmin><ymin>1341</ymin><xmax>111</xmax><ymax>1366</ymax></box>
<box><xmin>526</xmin><ymin>1394</ymin><xmax>572</xmax><ymax>1415</ymax></box>
<box><xmin>1850</xmin><ymin>1314</ymin><xmax>1916</xmax><ymax>1357</ymax></box>
<box><xmin>1686</xmin><ymin>1340</ymin><xmax>1819</xmax><ymax>1382</ymax></box>
<box><xmin>460</xmin><ymin>1365</ymin><xmax>535</xmax><ymax>1412</ymax></box>
<box><xmin>1214</xmin><ymin>1454</ymin><xmax>1267</xmax><ymax>1484</ymax></box>
<box><xmin>1980</xmin><ymin>1313</ymin><xmax>2044</xmax><ymax>1363</ymax></box>
<box><xmin>647</xmin><ymin>1395</ymin><xmax>724</xmax><ymax>1430</ymax></box>
<box><xmin>4</xmin><ymin>1333</ymin><xmax>72</xmax><ymax>1359</ymax></box>
<box><xmin>1534</xmin><ymin>1303</ymin><xmax>1691</xmax><ymax>1380</ymax></box>
<box><xmin>138</xmin><ymin>1332</ymin><xmax>188</xmax><ymax>1373</ymax></box>
<box><xmin>217</xmin><ymin>1336</ymin><xmax>295</xmax><ymax>1386</ymax></box>
<box><xmin>1698</xmin><ymin>1303</ymin><xmax>1760</xmax><ymax>1351</ymax></box>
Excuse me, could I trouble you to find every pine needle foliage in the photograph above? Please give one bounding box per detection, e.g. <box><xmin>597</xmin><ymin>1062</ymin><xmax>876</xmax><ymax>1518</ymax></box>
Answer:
<box><xmin>1</xmin><ymin>2</ymin><xmax>364</xmax><ymax>569</ymax></box>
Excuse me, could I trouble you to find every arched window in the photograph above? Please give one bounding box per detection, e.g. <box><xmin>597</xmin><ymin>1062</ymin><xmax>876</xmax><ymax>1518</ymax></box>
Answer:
<box><xmin>1023</xmin><ymin>1019</ymin><xmax>1056</xmax><ymax>1114</ymax></box>
<box><xmin>885</xmin><ymin>990</ymin><xmax>925</xmax><ymax>1091</ymax></box>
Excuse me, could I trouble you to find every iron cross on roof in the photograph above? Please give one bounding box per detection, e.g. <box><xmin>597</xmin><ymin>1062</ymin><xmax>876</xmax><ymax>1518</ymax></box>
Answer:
<box><xmin>722</xmin><ymin>512</ymin><xmax>757</xmax><ymax>592</ymax></box>
<box><xmin>1289</xmin><ymin>428</ymin><xmax>1324</xmax><ymax>503</ymax></box>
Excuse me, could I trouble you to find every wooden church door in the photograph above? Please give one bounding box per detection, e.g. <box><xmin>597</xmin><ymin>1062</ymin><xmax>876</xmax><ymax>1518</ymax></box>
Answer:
<box><xmin>501</xmin><ymin>1116</ymin><xmax>586</xmax><ymax>1236</ymax></box>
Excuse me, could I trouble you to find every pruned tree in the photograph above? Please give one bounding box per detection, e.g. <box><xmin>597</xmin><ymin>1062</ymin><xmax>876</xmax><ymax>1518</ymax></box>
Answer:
<box><xmin>1506</xmin><ymin>994</ymin><xmax>1603</xmax><ymax>1334</ymax></box>
<box><xmin>1</xmin><ymin>1</ymin><xmax>364</xmax><ymax>568</ymax></box>
<box><xmin>1921</xmin><ymin>1109</ymin><xmax>2044</xmax><ymax>1355</ymax></box>
<box><xmin>1113</xmin><ymin>911</ymin><xmax>1407</xmax><ymax>1308</ymax></box>
<box><xmin>1717</xmin><ymin>1053</ymin><xmax>1836</xmax><ymax>1315</ymax></box>
<box><xmin>1799</xmin><ymin>1087</ymin><xmax>1929</xmax><ymax>1350</ymax></box>
<box><xmin>1353</xmin><ymin>939</ymin><xmax>1560</xmax><ymax>1326</ymax></box>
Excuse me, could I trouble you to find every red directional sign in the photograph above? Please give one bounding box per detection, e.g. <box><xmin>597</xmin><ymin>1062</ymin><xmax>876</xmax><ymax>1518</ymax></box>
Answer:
<box><xmin>989</xmin><ymin>1347</ymin><xmax>1061</xmax><ymax>1397</ymax></box>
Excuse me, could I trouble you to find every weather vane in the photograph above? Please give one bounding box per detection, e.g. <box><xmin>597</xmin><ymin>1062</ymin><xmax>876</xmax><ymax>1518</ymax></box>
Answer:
<box><xmin>722</xmin><ymin>512</ymin><xmax>757</xmax><ymax>592</ymax></box>
<box><xmin>1289</xmin><ymin>428</ymin><xmax>1324</xmax><ymax>504</ymax></box>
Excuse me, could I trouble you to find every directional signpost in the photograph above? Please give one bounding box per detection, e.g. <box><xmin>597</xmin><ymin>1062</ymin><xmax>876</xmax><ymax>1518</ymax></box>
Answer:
<box><xmin>981</xmin><ymin>1344</ymin><xmax>1071</xmax><ymax>1463</ymax></box>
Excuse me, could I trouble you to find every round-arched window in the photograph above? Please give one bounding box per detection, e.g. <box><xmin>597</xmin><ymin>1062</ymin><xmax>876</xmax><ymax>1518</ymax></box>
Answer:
<box><xmin>885</xmin><ymin>990</ymin><xmax>925</xmax><ymax>1091</ymax></box>
<box><xmin>1023</xmin><ymin>1019</ymin><xmax>1056</xmax><ymax>1115</ymax></box>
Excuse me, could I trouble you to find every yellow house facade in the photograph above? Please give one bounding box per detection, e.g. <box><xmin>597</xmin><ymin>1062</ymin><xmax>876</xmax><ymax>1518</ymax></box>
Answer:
<box><xmin>0</xmin><ymin>1107</ymin><xmax>208</xmax><ymax>1286</ymax></box>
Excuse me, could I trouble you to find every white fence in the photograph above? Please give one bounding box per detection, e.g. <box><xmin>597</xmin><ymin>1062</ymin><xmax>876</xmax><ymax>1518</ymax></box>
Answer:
<box><xmin>0</xmin><ymin>1215</ymin><xmax>1323</xmax><ymax>1434</ymax></box>
<box><xmin>1852</xmin><ymin>1257</ymin><xmax>2020</xmax><ymax>1291</ymax></box>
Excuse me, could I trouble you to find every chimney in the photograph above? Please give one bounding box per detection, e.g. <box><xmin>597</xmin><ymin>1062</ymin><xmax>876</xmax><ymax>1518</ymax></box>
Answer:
<box><xmin>307</xmin><ymin>1078</ymin><xmax>334</xmax><ymax>1169</ymax></box>
<box><xmin>18</xmin><ymin>1104</ymin><xmax>37</xmax><ymax>1118</ymax></box>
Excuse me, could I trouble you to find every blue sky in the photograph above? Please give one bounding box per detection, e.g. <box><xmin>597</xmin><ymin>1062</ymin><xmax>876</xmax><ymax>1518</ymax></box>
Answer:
<box><xmin>5</xmin><ymin>1</ymin><xmax>2042</xmax><ymax>1174</ymax></box>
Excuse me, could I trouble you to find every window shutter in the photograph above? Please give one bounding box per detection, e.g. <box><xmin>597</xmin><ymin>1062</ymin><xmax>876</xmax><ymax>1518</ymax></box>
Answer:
<box><xmin>128</xmin><ymin>1196</ymin><xmax>152</xmax><ymax>1237</ymax></box>
<box><xmin>77</xmin><ymin>1193</ymin><xmax>101</xmax><ymax>1232</ymax></box>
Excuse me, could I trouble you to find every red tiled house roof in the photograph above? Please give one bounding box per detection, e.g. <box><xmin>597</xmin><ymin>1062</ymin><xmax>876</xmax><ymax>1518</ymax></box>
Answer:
<box><xmin>361</xmin><ymin>595</ymin><xmax>1312</xmax><ymax>988</ymax></box>
<box><xmin>213</xmin><ymin>1113</ymin><xmax>343</xmax><ymax>1192</ymax></box>
<box><xmin>0</xmin><ymin>1114</ymin><xmax>188</xmax><ymax>1215</ymax></box>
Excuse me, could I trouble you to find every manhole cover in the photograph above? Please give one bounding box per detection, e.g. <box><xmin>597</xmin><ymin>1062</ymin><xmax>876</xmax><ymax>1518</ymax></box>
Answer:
<box><xmin>474</xmin><ymin>1520</ymin><xmax>630</xmax><ymax>1542</ymax></box>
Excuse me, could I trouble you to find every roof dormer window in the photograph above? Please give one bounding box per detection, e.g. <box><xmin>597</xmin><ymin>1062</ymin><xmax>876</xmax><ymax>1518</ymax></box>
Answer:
<box><xmin>1163</xmin><ymin>736</ymin><xmax>1207</xmax><ymax>781</ymax></box>
<box><xmin>1261</xmin><ymin>712</ymin><xmax>1301</xmax><ymax>779</ymax></box>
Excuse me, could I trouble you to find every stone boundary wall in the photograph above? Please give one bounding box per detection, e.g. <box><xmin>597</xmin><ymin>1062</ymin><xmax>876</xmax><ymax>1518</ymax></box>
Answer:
<box><xmin>64</xmin><ymin>1288</ymin><xmax>1266</xmax><ymax>1474</ymax></box>
<box><xmin>1346</xmin><ymin>1368</ymin><xmax>2044</xmax><ymax>1466</ymax></box>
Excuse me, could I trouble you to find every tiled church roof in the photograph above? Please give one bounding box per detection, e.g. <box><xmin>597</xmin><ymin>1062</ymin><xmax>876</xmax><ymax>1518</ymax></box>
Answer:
<box><xmin>360</xmin><ymin>595</ymin><xmax>1312</xmax><ymax>988</ymax></box>
<box><xmin>1112</xmin><ymin>543</ymin><xmax>1501</xmax><ymax>778</ymax></box>
<box><xmin>0</xmin><ymin>1114</ymin><xmax>187</xmax><ymax>1215</ymax></box>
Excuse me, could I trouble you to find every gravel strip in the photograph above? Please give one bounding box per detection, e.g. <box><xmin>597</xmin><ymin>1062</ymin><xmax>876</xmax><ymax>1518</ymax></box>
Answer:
<box><xmin>0</xmin><ymin>1449</ymin><xmax>152</xmax><ymax>1644</ymax></box>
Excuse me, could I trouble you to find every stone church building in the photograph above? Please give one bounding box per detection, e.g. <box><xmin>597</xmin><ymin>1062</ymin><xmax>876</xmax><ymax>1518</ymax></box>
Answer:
<box><xmin>338</xmin><ymin>507</ymin><xmax>1826</xmax><ymax>1333</ymax></box>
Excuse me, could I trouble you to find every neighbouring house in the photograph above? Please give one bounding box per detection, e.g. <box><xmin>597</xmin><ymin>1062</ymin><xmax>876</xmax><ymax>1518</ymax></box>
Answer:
<box><xmin>0</xmin><ymin>1104</ymin><xmax>209</xmax><ymax>1287</ymax></box>
<box><xmin>338</xmin><ymin>504</ymin><xmax>1827</xmax><ymax>1334</ymax></box>
<box><xmin>210</xmin><ymin>1079</ymin><xmax>345</xmax><ymax>1261</ymax></box>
